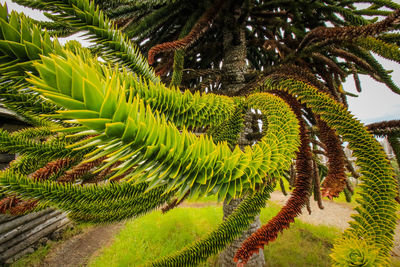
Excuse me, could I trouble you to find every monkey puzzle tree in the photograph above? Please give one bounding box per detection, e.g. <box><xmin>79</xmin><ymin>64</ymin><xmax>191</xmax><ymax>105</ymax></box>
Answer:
<box><xmin>1</xmin><ymin>0</ymin><xmax>400</xmax><ymax>266</ymax></box>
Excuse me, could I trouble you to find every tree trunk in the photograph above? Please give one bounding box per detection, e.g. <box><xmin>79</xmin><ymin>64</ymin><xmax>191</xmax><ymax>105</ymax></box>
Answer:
<box><xmin>219</xmin><ymin>199</ymin><xmax>265</xmax><ymax>267</ymax></box>
<box><xmin>218</xmin><ymin>1</ymin><xmax>265</xmax><ymax>266</ymax></box>
<box><xmin>218</xmin><ymin>111</ymin><xmax>265</xmax><ymax>267</ymax></box>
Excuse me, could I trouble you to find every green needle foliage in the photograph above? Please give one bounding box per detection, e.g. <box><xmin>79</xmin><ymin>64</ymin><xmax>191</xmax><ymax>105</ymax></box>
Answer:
<box><xmin>262</xmin><ymin>77</ymin><xmax>398</xmax><ymax>266</ymax></box>
<box><xmin>0</xmin><ymin>0</ymin><xmax>400</xmax><ymax>266</ymax></box>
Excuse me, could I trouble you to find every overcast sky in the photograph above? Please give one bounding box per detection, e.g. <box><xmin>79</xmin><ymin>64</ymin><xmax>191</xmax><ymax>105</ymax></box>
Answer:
<box><xmin>2</xmin><ymin>0</ymin><xmax>400</xmax><ymax>124</ymax></box>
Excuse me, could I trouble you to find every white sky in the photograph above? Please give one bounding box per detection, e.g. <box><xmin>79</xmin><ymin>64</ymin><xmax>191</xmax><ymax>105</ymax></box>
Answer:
<box><xmin>1</xmin><ymin>0</ymin><xmax>400</xmax><ymax>124</ymax></box>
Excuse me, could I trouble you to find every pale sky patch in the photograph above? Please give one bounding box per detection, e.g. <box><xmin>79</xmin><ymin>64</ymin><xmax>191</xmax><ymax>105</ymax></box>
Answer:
<box><xmin>344</xmin><ymin>55</ymin><xmax>400</xmax><ymax>124</ymax></box>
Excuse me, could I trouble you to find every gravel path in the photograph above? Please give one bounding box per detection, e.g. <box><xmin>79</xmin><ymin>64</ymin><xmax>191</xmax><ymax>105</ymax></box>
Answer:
<box><xmin>269</xmin><ymin>191</ymin><xmax>353</xmax><ymax>230</ymax></box>
<box><xmin>37</xmin><ymin>192</ymin><xmax>400</xmax><ymax>266</ymax></box>
<box><xmin>39</xmin><ymin>223</ymin><xmax>123</xmax><ymax>267</ymax></box>
<box><xmin>269</xmin><ymin>191</ymin><xmax>400</xmax><ymax>258</ymax></box>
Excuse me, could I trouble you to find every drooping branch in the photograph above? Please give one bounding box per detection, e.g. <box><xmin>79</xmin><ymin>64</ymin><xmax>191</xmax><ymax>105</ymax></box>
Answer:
<box><xmin>312</xmin><ymin>159</ymin><xmax>324</xmax><ymax>210</ymax></box>
<box><xmin>147</xmin><ymin>0</ymin><xmax>225</xmax><ymax>64</ymax></box>
<box><xmin>316</xmin><ymin>118</ymin><xmax>347</xmax><ymax>199</ymax></box>
<box><xmin>58</xmin><ymin>157</ymin><xmax>105</xmax><ymax>183</ymax></box>
<box><xmin>312</xmin><ymin>52</ymin><xmax>346</xmax><ymax>80</ymax></box>
<box><xmin>234</xmin><ymin>93</ymin><xmax>312</xmax><ymax>265</ymax></box>
<box><xmin>367</xmin><ymin>120</ymin><xmax>400</xmax><ymax>137</ymax></box>
<box><xmin>263</xmin><ymin>77</ymin><xmax>397</xmax><ymax>265</ymax></box>
<box><xmin>298</xmin><ymin>10</ymin><xmax>400</xmax><ymax>50</ymax></box>
<box><xmin>161</xmin><ymin>191</ymin><xmax>190</xmax><ymax>214</ymax></box>
<box><xmin>233</xmin><ymin>64</ymin><xmax>328</xmax><ymax>97</ymax></box>
<box><xmin>0</xmin><ymin>195</ymin><xmax>38</xmax><ymax>215</ymax></box>
<box><xmin>330</xmin><ymin>48</ymin><xmax>375</xmax><ymax>74</ymax></box>
<box><xmin>31</xmin><ymin>158</ymin><xmax>72</xmax><ymax>181</ymax></box>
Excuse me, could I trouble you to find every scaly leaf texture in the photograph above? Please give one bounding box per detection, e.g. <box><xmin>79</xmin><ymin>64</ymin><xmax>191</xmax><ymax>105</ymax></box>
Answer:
<box><xmin>169</xmin><ymin>10</ymin><xmax>201</xmax><ymax>87</ymax></box>
<box><xmin>0</xmin><ymin>4</ymin><xmax>64</xmax><ymax>77</ymax></box>
<box><xmin>0</xmin><ymin>129</ymin><xmax>74</xmax><ymax>159</ymax></box>
<box><xmin>147</xmin><ymin>185</ymin><xmax>274</xmax><ymax>267</ymax></box>
<box><xmin>0</xmin><ymin>195</ymin><xmax>38</xmax><ymax>215</ymax></box>
<box><xmin>317</xmin><ymin>4</ymin><xmax>370</xmax><ymax>26</ymax></box>
<box><xmin>0</xmin><ymin>79</ymin><xmax>59</xmax><ymax>115</ymax></box>
<box><xmin>125</xmin><ymin>1</ymin><xmax>183</xmax><ymax>39</ymax></box>
<box><xmin>387</xmin><ymin>135</ymin><xmax>400</xmax><ymax>180</ymax></box>
<box><xmin>147</xmin><ymin>0</ymin><xmax>224</xmax><ymax>65</ymax></box>
<box><xmin>234</xmin><ymin>93</ymin><xmax>313</xmax><ymax>264</ymax></box>
<box><xmin>10</xmin><ymin>0</ymin><xmax>57</xmax><ymax>11</ymax></box>
<box><xmin>386</xmin><ymin>135</ymin><xmax>400</xmax><ymax>197</ymax></box>
<box><xmin>26</xmin><ymin>51</ymin><xmax>300</xmax><ymax>201</ymax></box>
<box><xmin>30</xmin><ymin>18</ymin><xmax>76</xmax><ymax>37</ymax></box>
<box><xmin>367</xmin><ymin>120</ymin><xmax>400</xmax><ymax>137</ymax></box>
<box><xmin>8</xmin><ymin>154</ymin><xmax>49</xmax><ymax>175</ymax></box>
<box><xmin>348</xmin><ymin>45</ymin><xmax>400</xmax><ymax>94</ymax></box>
<box><xmin>57</xmin><ymin>156</ymin><xmax>104</xmax><ymax>182</ymax></box>
<box><xmin>27</xmin><ymin>49</ymin><xmax>235</xmax><ymax>129</ymax></box>
<box><xmin>109</xmin><ymin>0</ymin><xmax>179</xmax><ymax>10</ymax></box>
<box><xmin>31</xmin><ymin>158</ymin><xmax>73</xmax><ymax>181</ymax></box>
<box><xmin>11</xmin><ymin>126</ymin><xmax>55</xmax><ymax>139</ymax></box>
<box><xmin>298</xmin><ymin>9</ymin><xmax>400</xmax><ymax>50</ymax></box>
<box><xmin>0</xmin><ymin>170</ymin><xmax>174</xmax><ymax>223</ymax></box>
<box><xmin>316</xmin><ymin>118</ymin><xmax>347</xmax><ymax>199</ymax></box>
<box><xmin>0</xmin><ymin>2</ymin><xmax>157</xmax><ymax>83</ymax></box>
<box><xmin>34</xmin><ymin>0</ymin><xmax>158</xmax><ymax>83</ymax></box>
<box><xmin>340</xmin><ymin>0</ymin><xmax>400</xmax><ymax>10</ymax></box>
<box><xmin>356</xmin><ymin>36</ymin><xmax>400</xmax><ymax>64</ymax></box>
<box><xmin>378</xmin><ymin>33</ymin><xmax>400</xmax><ymax>46</ymax></box>
<box><xmin>206</xmin><ymin>101</ymin><xmax>246</xmax><ymax>147</ymax></box>
<box><xmin>262</xmin><ymin>77</ymin><xmax>398</xmax><ymax>266</ymax></box>
<box><xmin>117</xmin><ymin>68</ymin><xmax>236</xmax><ymax>128</ymax></box>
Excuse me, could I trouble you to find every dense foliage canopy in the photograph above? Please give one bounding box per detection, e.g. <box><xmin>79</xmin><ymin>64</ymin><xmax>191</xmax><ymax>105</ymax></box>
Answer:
<box><xmin>1</xmin><ymin>0</ymin><xmax>400</xmax><ymax>266</ymax></box>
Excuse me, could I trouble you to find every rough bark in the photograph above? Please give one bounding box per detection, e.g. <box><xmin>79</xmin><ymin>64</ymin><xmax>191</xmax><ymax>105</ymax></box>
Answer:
<box><xmin>219</xmin><ymin>199</ymin><xmax>264</xmax><ymax>267</ymax></box>
<box><xmin>219</xmin><ymin>111</ymin><xmax>265</xmax><ymax>267</ymax></box>
<box><xmin>218</xmin><ymin>1</ymin><xmax>265</xmax><ymax>266</ymax></box>
<box><xmin>220</xmin><ymin>1</ymin><xmax>247</xmax><ymax>96</ymax></box>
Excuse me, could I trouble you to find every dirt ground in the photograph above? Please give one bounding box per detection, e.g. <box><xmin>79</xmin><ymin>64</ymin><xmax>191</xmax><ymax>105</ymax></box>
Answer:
<box><xmin>269</xmin><ymin>191</ymin><xmax>353</xmax><ymax>230</ymax></box>
<box><xmin>37</xmin><ymin>192</ymin><xmax>400</xmax><ymax>266</ymax></box>
<box><xmin>38</xmin><ymin>223</ymin><xmax>123</xmax><ymax>267</ymax></box>
<box><xmin>269</xmin><ymin>191</ymin><xmax>400</xmax><ymax>259</ymax></box>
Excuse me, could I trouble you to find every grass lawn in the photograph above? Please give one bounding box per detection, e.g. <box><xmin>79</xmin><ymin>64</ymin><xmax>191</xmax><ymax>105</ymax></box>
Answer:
<box><xmin>10</xmin><ymin>243</ymin><xmax>53</xmax><ymax>267</ymax></box>
<box><xmin>88</xmin><ymin>202</ymin><xmax>342</xmax><ymax>267</ymax></box>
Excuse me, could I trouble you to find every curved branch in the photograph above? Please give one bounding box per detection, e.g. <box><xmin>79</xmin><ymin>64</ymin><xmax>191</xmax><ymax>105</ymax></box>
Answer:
<box><xmin>147</xmin><ymin>0</ymin><xmax>225</xmax><ymax>64</ymax></box>
<box><xmin>234</xmin><ymin>93</ymin><xmax>312</xmax><ymax>265</ymax></box>
<box><xmin>31</xmin><ymin>158</ymin><xmax>72</xmax><ymax>181</ymax></box>
<box><xmin>316</xmin><ymin>118</ymin><xmax>347</xmax><ymax>199</ymax></box>
<box><xmin>298</xmin><ymin>10</ymin><xmax>400</xmax><ymax>50</ymax></box>
<box><xmin>367</xmin><ymin>120</ymin><xmax>400</xmax><ymax>137</ymax></box>
<box><xmin>262</xmin><ymin>76</ymin><xmax>398</xmax><ymax>266</ymax></box>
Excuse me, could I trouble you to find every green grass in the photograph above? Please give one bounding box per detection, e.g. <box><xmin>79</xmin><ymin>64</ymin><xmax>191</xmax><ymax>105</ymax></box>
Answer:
<box><xmin>335</xmin><ymin>186</ymin><xmax>360</xmax><ymax>206</ymax></box>
<box><xmin>186</xmin><ymin>194</ymin><xmax>218</xmax><ymax>203</ymax></box>
<box><xmin>89</xmin><ymin>202</ymin><xmax>341</xmax><ymax>267</ymax></box>
<box><xmin>88</xmin><ymin>206</ymin><xmax>221</xmax><ymax>267</ymax></box>
<box><xmin>10</xmin><ymin>243</ymin><xmax>53</xmax><ymax>267</ymax></box>
<box><xmin>262</xmin><ymin>220</ymin><xmax>337</xmax><ymax>267</ymax></box>
<box><xmin>392</xmin><ymin>258</ymin><xmax>400</xmax><ymax>267</ymax></box>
